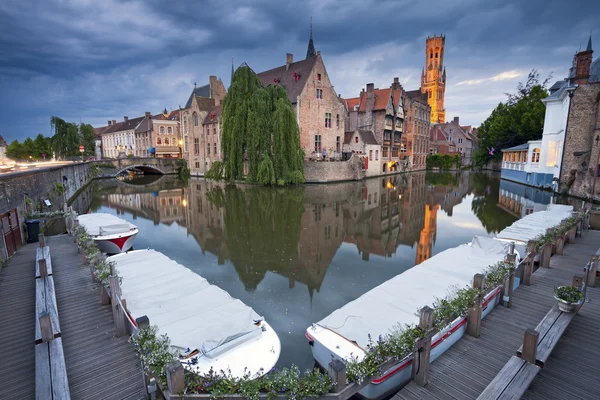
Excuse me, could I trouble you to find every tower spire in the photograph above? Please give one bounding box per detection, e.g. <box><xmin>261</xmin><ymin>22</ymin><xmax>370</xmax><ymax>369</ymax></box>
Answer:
<box><xmin>586</xmin><ymin>34</ymin><xmax>592</xmax><ymax>51</ymax></box>
<box><xmin>306</xmin><ymin>16</ymin><xmax>316</xmax><ymax>59</ymax></box>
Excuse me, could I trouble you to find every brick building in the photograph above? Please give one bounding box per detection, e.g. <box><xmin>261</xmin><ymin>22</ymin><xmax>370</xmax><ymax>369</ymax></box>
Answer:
<box><xmin>404</xmin><ymin>90</ymin><xmax>431</xmax><ymax>170</ymax></box>
<box><xmin>559</xmin><ymin>36</ymin><xmax>600</xmax><ymax>201</ymax></box>
<box><xmin>429</xmin><ymin>125</ymin><xmax>456</xmax><ymax>155</ymax></box>
<box><xmin>201</xmin><ymin>105</ymin><xmax>223</xmax><ymax>171</ymax></box>
<box><xmin>344</xmin><ymin>78</ymin><xmax>405</xmax><ymax>174</ymax></box>
<box><xmin>421</xmin><ymin>34</ymin><xmax>447</xmax><ymax>123</ymax></box>
<box><xmin>180</xmin><ymin>77</ymin><xmax>227</xmax><ymax>174</ymax></box>
<box><xmin>152</xmin><ymin>109</ymin><xmax>181</xmax><ymax>158</ymax></box>
<box><xmin>257</xmin><ymin>34</ymin><xmax>345</xmax><ymax>160</ymax></box>
<box><xmin>435</xmin><ymin>117</ymin><xmax>474</xmax><ymax>165</ymax></box>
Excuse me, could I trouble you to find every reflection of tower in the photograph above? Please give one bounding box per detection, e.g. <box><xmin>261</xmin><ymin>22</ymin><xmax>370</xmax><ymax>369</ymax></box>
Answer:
<box><xmin>415</xmin><ymin>204</ymin><xmax>439</xmax><ymax>265</ymax></box>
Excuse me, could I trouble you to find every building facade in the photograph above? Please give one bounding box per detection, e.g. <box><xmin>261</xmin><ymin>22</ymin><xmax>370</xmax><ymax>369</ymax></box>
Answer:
<box><xmin>436</xmin><ymin>117</ymin><xmax>473</xmax><ymax>165</ymax></box>
<box><xmin>100</xmin><ymin>117</ymin><xmax>143</xmax><ymax>158</ymax></box>
<box><xmin>153</xmin><ymin>110</ymin><xmax>181</xmax><ymax>158</ymax></box>
<box><xmin>421</xmin><ymin>34</ymin><xmax>446</xmax><ymax>123</ymax></box>
<box><xmin>404</xmin><ymin>90</ymin><xmax>431</xmax><ymax>170</ymax></box>
<box><xmin>429</xmin><ymin>125</ymin><xmax>456</xmax><ymax>155</ymax></box>
<box><xmin>342</xmin><ymin>130</ymin><xmax>380</xmax><ymax>176</ymax></box>
<box><xmin>201</xmin><ymin>105</ymin><xmax>223</xmax><ymax>171</ymax></box>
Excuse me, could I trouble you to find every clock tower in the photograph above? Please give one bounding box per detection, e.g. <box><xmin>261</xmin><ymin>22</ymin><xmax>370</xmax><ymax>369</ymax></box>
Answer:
<box><xmin>421</xmin><ymin>34</ymin><xmax>446</xmax><ymax>124</ymax></box>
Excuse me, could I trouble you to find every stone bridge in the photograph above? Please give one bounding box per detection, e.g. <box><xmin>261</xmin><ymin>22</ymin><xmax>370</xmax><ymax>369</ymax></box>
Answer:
<box><xmin>91</xmin><ymin>158</ymin><xmax>179</xmax><ymax>177</ymax></box>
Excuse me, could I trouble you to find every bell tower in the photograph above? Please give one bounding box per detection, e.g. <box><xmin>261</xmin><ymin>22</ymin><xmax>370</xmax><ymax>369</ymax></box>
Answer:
<box><xmin>421</xmin><ymin>34</ymin><xmax>446</xmax><ymax>123</ymax></box>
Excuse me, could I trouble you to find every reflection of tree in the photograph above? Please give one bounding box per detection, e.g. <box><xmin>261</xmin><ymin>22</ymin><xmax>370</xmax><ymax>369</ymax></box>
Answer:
<box><xmin>470</xmin><ymin>172</ymin><xmax>517</xmax><ymax>233</ymax></box>
<box><xmin>425</xmin><ymin>171</ymin><xmax>459</xmax><ymax>186</ymax></box>
<box><xmin>206</xmin><ymin>186</ymin><xmax>305</xmax><ymax>291</ymax></box>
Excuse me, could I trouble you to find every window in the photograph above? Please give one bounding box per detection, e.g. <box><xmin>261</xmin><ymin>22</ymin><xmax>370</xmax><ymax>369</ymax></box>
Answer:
<box><xmin>375</xmin><ymin>150</ymin><xmax>379</xmax><ymax>160</ymax></box>
<box><xmin>384</xmin><ymin>131</ymin><xmax>391</xmax><ymax>141</ymax></box>
<box><xmin>435</xmin><ymin>52</ymin><xmax>438</xmax><ymax>58</ymax></box>
<box><xmin>458</xmin><ymin>138</ymin><xmax>462</xmax><ymax>144</ymax></box>
<box><xmin>168</xmin><ymin>127</ymin><xmax>172</xmax><ymax>134</ymax></box>
<box><xmin>193</xmin><ymin>113</ymin><xmax>199</xmax><ymax>127</ymax></box>
<box><xmin>207</xmin><ymin>143</ymin><xmax>211</xmax><ymax>155</ymax></box>
<box><xmin>531</xmin><ymin>148</ymin><xmax>540</xmax><ymax>163</ymax></box>
<box><xmin>392</xmin><ymin>147</ymin><xmax>399</xmax><ymax>157</ymax></box>
<box><xmin>355</xmin><ymin>136</ymin><xmax>359</xmax><ymax>143</ymax></box>
<box><xmin>194</xmin><ymin>138</ymin><xmax>199</xmax><ymax>155</ymax></box>
<box><xmin>195</xmin><ymin>162</ymin><xmax>200</xmax><ymax>168</ymax></box>
<box><xmin>430</xmin><ymin>52</ymin><xmax>433</xmax><ymax>59</ymax></box>
<box><xmin>369</xmin><ymin>150</ymin><xmax>373</xmax><ymax>161</ymax></box>
<box><xmin>314</xmin><ymin>135</ymin><xmax>321</xmax><ymax>153</ymax></box>
<box><xmin>314</xmin><ymin>205</ymin><xmax>321</xmax><ymax>221</ymax></box>
<box><xmin>336</xmin><ymin>114</ymin><xmax>339</xmax><ymax>128</ymax></box>
<box><xmin>214</xmin><ymin>143</ymin><xmax>217</xmax><ymax>155</ymax></box>
<box><xmin>160</xmin><ymin>126</ymin><xmax>165</xmax><ymax>134</ymax></box>
<box><xmin>325</xmin><ymin>113</ymin><xmax>331</xmax><ymax>128</ymax></box>
<box><xmin>165</xmin><ymin>138</ymin><xmax>169</xmax><ymax>145</ymax></box>
<box><xmin>336</xmin><ymin>136</ymin><xmax>340</xmax><ymax>153</ymax></box>
<box><xmin>383</xmin><ymin>147</ymin><xmax>389</xmax><ymax>158</ymax></box>
<box><xmin>157</xmin><ymin>138</ymin><xmax>162</xmax><ymax>145</ymax></box>
<box><xmin>316</xmin><ymin>89</ymin><xmax>323</xmax><ymax>99</ymax></box>
<box><xmin>324</xmin><ymin>225</ymin><xmax>330</xmax><ymax>240</ymax></box>
<box><xmin>317</xmin><ymin>73</ymin><xmax>322</xmax><ymax>81</ymax></box>
<box><xmin>428</xmin><ymin>91</ymin><xmax>432</xmax><ymax>99</ymax></box>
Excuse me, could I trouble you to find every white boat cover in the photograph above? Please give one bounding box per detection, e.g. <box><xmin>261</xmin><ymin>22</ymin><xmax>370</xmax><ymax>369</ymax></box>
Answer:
<box><xmin>77</xmin><ymin>213</ymin><xmax>137</xmax><ymax>236</ymax></box>
<box><xmin>110</xmin><ymin>250</ymin><xmax>263</xmax><ymax>355</ymax></box>
<box><xmin>495</xmin><ymin>204</ymin><xmax>574</xmax><ymax>243</ymax></box>
<box><xmin>316</xmin><ymin>236</ymin><xmax>508</xmax><ymax>349</ymax></box>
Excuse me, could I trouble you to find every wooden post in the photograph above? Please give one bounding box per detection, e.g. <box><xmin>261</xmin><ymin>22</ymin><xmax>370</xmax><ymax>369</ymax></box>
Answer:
<box><xmin>555</xmin><ymin>235</ymin><xmax>565</xmax><ymax>255</ymax></box>
<box><xmin>136</xmin><ymin>315</ymin><xmax>150</xmax><ymax>331</ymax></box>
<box><xmin>467</xmin><ymin>274</ymin><xmax>484</xmax><ymax>337</ymax></box>
<box><xmin>412</xmin><ymin>306</ymin><xmax>434</xmax><ymax>386</ymax></box>
<box><xmin>100</xmin><ymin>285</ymin><xmax>110</xmax><ymax>305</ymax></box>
<box><xmin>576</xmin><ymin>220</ymin><xmax>583</xmax><ymax>237</ymax></box>
<box><xmin>523</xmin><ymin>240</ymin><xmax>536</xmax><ymax>286</ymax></box>
<box><xmin>147</xmin><ymin>377</ymin><xmax>157</xmax><ymax>400</ymax></box>
<box><xmin>38</xmin><ymin>234</ymin><xmax>45</xmax><ymax>248</ymax></box>
<box><xmin>328</xmin><ymin>359</ymin><xmax>347</xmax><ymax>393</ymax></box>
<box><xmin>521</xmin><ymin>329</ymin><xmax>539</xmax><ymax>364</ymax></box>
<box><xmin>110</xmin><ymin>275</ymin><xmax>126</xmax><ymax>337</ymax></box>
<box><xmin>166</xmin><ymin>360</ymin><xmax>185</xmax><ymax>395</ymax></box>
<box><xmin>39</xmin><ymin>259</ymin><xmax>48</xmax><ymax>278</ymax></box>
<box><xmin>121</xmin><ymin>298</ymin><xmax>131</xmax><ymax>335</ymax></box>
<box><xmin>541</xmin><ymin>243</ymin><xmax>552</xmax><ymax>268</ymax></box>
<box><xmin>572</xmin><ymin>275</ymin><xmax>584</xmax><ymax>289</ymax></box>
<box><xmin>502</xmin><ymin>252</ymin><xmax>516</xmax><ymax>307</ymax></box>
<box><xmin>39</xmin><ymin>311</ymin><xmax>53</xmax><ymax>343</ymax></box>
<box><xmin>588</xmin><ymin>256</ymin><xmax>599</xmax><ymax>288</ymax></box>
<box><xmin>584</xmin><ymin>213</ymin><xmax>590</xmax><ymax>230</ymax></box>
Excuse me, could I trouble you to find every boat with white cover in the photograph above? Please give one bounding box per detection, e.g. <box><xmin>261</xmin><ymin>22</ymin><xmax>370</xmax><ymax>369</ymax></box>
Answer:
<box><xmin>306</xmin><ymin>236</ymin><xmax>511</xmax><ymax>399</ymax></box>
<box><xmin>495</xmin><ymin>204</ymin><xmax>574</xmax><ymax>258</ymax></box>
<box><xmin>108</xmin><ymin>249</ymin><xmax>281</xmax><ymax>378</ymax></box>
<box><xmin>77</xmin><ymin>213</ymin><xmax>138</xmax><ymax>254</ymax></box>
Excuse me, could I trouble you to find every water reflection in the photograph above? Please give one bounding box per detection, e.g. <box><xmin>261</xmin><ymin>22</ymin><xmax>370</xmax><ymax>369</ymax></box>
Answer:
<box><xmin>78</xmin><ymin>171</ymin><xmax>547</xmax><ymax>369</ymax></box>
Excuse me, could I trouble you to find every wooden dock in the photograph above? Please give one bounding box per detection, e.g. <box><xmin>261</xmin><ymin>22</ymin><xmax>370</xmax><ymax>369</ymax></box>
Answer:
<box><xmin>0</xmin><ymin>235</ymin><xmax>144</xmax><ymax>400</ymax></box>
<box><xmin>393</xmin><ymin>230</ymin><xmax>600</xmax><ymax>400</ymax></box>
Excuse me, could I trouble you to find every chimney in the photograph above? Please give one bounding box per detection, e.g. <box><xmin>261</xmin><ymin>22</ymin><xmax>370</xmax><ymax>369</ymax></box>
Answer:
<box><xmin>145</xmin><ymin>112</ymin><xmax>151</xmax><ymax>119</ymax></box>
<box><xmin>574</xmin><ymin>47</ymin><xmax>593</xmax><ymax>85</ymax></box>
<box><xmin>392</xmin><ymin>77</ymin><xmax>399</xmax><ymax>90</ymax></box>
<box><xmin>366</xmin><ymin>83</ymin><xmax>374</xmax><ymax>93</ymax></box>
<box><xmin>108</xmin><ymin>120</ymin><xmax>112</xmax><ymax>126</ymax></box>
<box><xmin>317</xmin><ymin>51</ymin><xmax>320</xmax><ymax>56</ymax></box>
<box><xmin>112</xmin><ymin>120</ymin><xmax>116</xmax><ymax>125</ymax></box>
<box><xmin>453</xmin><ymin>116</ymin><xmax>459</xmax><ymax>124</ymax></box>
<box><xmin>286</xmin><ymin>53</ymin><xmax>293</xmax><ymax>70</ymax></box>
<box><xmin>124</xmin><ymin>116</ymin><xmax>128</xmax><ymax>122</ymax></box>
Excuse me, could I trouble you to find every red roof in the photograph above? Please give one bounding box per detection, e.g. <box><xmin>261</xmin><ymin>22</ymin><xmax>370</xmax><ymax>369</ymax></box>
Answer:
<box><xmin>346</xmin><ymin>97</ymin><xmax>360</xmax><ymax>111</ymax></box>
<box><xmin>357</xmin><ymin>88</ymin><xmax>402</xmax><ymax>112</ymax></box>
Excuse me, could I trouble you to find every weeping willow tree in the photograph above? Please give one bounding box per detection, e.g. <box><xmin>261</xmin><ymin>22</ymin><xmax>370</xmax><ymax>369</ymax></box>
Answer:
<box><xmin>51</xmin><ymin>116</ymin><xmax>81</xmax><ymax>158</ymax></box>
<box><xmin>215</xmin><ymin>64</ymin><xmax>304</xmax><ymax>185</ymax></box>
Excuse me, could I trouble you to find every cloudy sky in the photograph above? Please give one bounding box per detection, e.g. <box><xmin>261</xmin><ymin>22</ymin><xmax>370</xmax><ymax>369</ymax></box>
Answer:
<box><xmin>1</xmin><ymin>0</ymin><xmax>599</xmax><ymax>142</ymax></box>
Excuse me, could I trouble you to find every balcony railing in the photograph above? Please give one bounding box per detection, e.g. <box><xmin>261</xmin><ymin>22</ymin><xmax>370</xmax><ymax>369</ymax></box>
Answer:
<box><xmin>501</xmin><ymin>162</ymin><xmax>525</xmax><ymax>171</ymax></box>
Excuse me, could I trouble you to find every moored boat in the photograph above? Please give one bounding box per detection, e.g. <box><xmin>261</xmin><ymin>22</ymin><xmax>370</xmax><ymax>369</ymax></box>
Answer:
<box><xmin>306</xmin><ymin>236</ymin><xmax>511</xmax><ymax>399</ymax></box>
<box><xmin>77</xmin><ymin>213</ymin><xmax>138</xmax><ymax>254</ymax></box>
<box><xmin>108</xmin><ymin>249</ymin><xmax>281</xmax><ymax>379</ymax></box>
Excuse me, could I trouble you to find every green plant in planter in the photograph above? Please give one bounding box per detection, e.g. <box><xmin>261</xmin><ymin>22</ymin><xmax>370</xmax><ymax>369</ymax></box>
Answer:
<box><xmin>554</xmin><ymin>285</ymin><xmax>583</xmax><ymax>304</ymax></box>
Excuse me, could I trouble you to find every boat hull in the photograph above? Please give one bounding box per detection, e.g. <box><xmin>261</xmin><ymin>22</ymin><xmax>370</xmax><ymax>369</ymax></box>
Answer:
<box><xmin>94</xmin><ymin>230</ymin><xmax>138</xmax><ymax>254</ymax></box>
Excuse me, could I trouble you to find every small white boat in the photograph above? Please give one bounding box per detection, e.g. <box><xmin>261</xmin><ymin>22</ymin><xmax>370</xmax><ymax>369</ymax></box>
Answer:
<box><xmin>108</xmin><ymin>250</ymin><xmax>281</xmax><ymax>379</ymax></box>
<box><xmin>77</xmin><ymin>213</ymin><xmax>138</xmax><ymax>254</ymax></box>
<box><xmin>306</xmin><ymin>236</ymin><xmax>510</xmax><ymax>399</ymax></box>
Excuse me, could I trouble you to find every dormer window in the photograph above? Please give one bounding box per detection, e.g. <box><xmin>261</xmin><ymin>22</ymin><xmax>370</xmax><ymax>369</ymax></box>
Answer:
<box><xmin>294</xmin><ymin>72</ymin><xmax>299</xmax><ymax>82</ymax></box>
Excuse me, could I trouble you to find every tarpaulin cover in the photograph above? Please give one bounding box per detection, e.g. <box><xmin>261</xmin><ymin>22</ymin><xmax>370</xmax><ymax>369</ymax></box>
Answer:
<box><xmin>77</xmin><ymin>213</ymin><xmax>137</xmax><ymax>236</ymax></box>
<box><xmin>496</xmin><ymin>204</ymin><xmax>574</xmax><ymax>243</ymax></box>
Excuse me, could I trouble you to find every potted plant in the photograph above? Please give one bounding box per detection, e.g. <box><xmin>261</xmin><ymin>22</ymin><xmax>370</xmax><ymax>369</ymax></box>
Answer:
<box><xmin>554</xmin><ymin>285</ymin><xmax>584</xmax><ymax>312</ymax></box>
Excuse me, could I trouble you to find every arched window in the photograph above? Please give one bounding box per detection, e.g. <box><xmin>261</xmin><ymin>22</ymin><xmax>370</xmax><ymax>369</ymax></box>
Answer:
<box><xmin>160</xmin><ymin>126</ymin><xmax>165</xmax><ymax>134</ymax></box>
<box><xmin>157</xmin><ymin>138</ymin><xmax>162</xmax><ymax>145</ymax></box>
<box><xmin>193</xmin><ymin>112</ymin><xmax>199</xmax><ymax>127</ymax></box>
<box><xmin>531</xmin><ymin>148</ymin><xmax>540</xmax><ymax>163</ymax></box>
<box><xmin>165</xmin><ymin>138</ymin><xmax>169</xmax><ymax>145</ymax></box>
<box><xmin>430</xmin><ymin>52</ymin><xmax>433</xmax><ymax>59</ymax></box>
<box><xmin>167</xmin><ymin>127</ymin><xmax>172</xmax><ymax>134</ymax></box>
<box><xmin>435</xmin><ymin>52</ymin><xmax>438</xmax><ymax>58</ymax></box>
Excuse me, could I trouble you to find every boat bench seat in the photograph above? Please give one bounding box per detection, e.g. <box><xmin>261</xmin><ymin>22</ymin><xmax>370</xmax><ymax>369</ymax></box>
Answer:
<box><xmin>478</xmin><ymin>303</ymin><xmax>578</xmax><ymax>399</ymax></box>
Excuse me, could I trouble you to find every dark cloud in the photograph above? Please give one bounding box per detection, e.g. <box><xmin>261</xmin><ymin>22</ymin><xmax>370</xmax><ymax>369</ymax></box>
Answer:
<box><xmin>0</xmin><ymin>0</ymin><xmax>599</xmax><ymax>141</ymax></box>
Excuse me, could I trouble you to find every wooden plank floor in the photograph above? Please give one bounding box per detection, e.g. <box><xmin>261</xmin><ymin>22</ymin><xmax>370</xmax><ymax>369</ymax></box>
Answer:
<box><xmin>393</xmin><ymin>230</ymin><xmax>600</xmax><ymax>400</ymax></box>
<box><xmin>49</xmin><ymin>234</ymin><xmax>145</xmax><ymax>400</ymax></box>
<box><xmin>0</xmin><ymin>242</ymin><xmax>37</xmax><ymax>399</ymax></box>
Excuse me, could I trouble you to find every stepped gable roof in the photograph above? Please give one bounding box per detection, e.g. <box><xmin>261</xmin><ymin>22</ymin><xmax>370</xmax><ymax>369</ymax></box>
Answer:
<box><xmin>257</xmin><ymin>56</ymin><xmax>318</xmax><ymax>104</ymax></box>
<box><xmin>185</xmin><ymin>84</ymin><xmax>210</xmax><ymax>108</ymax></box>
<box><xmin>344</xmin><ymin>129</ymin><xmax>378</xmax><ymax>145</ymax></box>
<box><xmin>203</xmin><ymin>105</ymin><xmax>222</xmax><ymax>124</ymax></box>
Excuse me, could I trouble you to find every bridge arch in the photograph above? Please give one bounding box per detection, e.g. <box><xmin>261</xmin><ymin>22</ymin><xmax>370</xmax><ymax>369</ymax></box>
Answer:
<box><xmin>114</xmin><ymin>164</ymin><xmax>165</xmax><ymax>177</ymax></box>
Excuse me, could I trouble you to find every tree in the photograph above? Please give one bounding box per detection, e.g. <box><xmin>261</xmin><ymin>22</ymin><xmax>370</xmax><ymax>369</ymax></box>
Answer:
<box><xmin>80</xmin><ymin>123</ymin><xmax>96</xmax><ymax>156</ymax></box>
<box><xmin>6</xmin><ymin>140</ymin><xmax>24</xmax><ymax>160</ymax></box>
<box><xmin>216</xmin><ymin>64</ymin><xmax>305</xmax><ymax>185</ymax></box>
<box><xmin>33</xmin><ymin>134</ymin><xmax>52</xmax><ymax>159</ymax></box>
<box><xmin>475</xmin><ymin>69</ymin><xmax>549</xmax><ymax>165</ymax></box>
<box><xmin>51</xmin><ymin>116</ymin><xmax>80</xmax><ymax>158</ymax></box>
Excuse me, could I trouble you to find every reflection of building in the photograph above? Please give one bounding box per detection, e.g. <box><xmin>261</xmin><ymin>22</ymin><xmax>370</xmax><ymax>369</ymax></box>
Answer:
<box><xmin>496</xmin><ymin>179</ymin><xmax>552</xmax><ymax>218</ymax></box>
<box><xmin>416</xmin><ymin>204</ymin><xmax>438</xmax><ymax>264</ymax></box>
<box><xmin>102</xmin><ymin>188</ymin><xmax>186</xmax><ymax>226</ymax></box>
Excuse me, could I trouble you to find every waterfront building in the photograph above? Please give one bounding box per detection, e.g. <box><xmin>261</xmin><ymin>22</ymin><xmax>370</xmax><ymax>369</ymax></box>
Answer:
<box><xmin>496</xmin><ymin>179</ymin><xmax>552</xmax><ymax>218</ymax></box>
<box><xmin>200</xmin><ymin>105</ymin><xmax>223</xmax><ymax>172</ymax></box>
<box><xmin>342</xmin><ymin>130</ymin><xmax>381</xmax><ymax>176</ymax></box>
<box><xmin>559</xmin><ymin>36</ymin><xmax>600</xmax><ymax>200</ymax></box>
<box><xmin>344</xmin><ymin>78</ymin><xmax>405</xmax><ymax>174</ymax></box>
<box><xmin>435</xmin><ymin>117</ymin><xmax>474</xmax><ymax>165</ymax></box>
<box><xmin>421</xmin><ymin>34</ymin><xmax>446</xmax><ymax>123</ymax></box>
<box><xmin>428</xmin><ymin>125</ymin><xmax>456</xmax><ymax>155</ymax></box>
<box><xmin>180</xmin><ymin>77</ymin><xmax>227</xmax><ymax>174</ymax></box>
<box><xmin>403</xmin><ymin>89</ymin><xmax>431</xmax><ymax>170</ymax></box>
<box><xmin>257</xmin><ymin>28</ymin><xmax>345</xmax><ymax>161</ymax></box>
<box><xmin>100</xmin><ymin>117</ymin><xmax>143</xmax><ymax>158</ymax></box>
<box><xmin>152</xmin><ymin>109</ymin><xmax>181</xmax><ymax>158</ymax></box>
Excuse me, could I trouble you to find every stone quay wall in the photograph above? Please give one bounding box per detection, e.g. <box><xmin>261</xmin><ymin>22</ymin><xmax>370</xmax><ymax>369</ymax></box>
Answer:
<box><xmin>303</xmin><ymin>156</ymin><xmax>365</xmax><ymax>183</ymax></box>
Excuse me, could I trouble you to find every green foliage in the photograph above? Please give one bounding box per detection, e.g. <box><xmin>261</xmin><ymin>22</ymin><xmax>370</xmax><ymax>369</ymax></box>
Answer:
<box><xmin>470</xmin><ymin>172</ymin><xmax>518</xmax><ymax>233</ymax></box>
<box><xmin>6</xmin><ymin>134</ymin><xmax>53</xmax><ymax>161</ymax></box>
<box><xmin>534</xmin><ymin>213</ymin><xmax>582</xmax><ymax>250</ymax></box>
<box><xmin>554</xmin><ymin>286</ymin><xmax>583</xmax><ymax>304</ymax></box>
<box><xmin>51</xmin><ymin>116</ymin><xmax>81</xmax><ymax>158</ymax></box>
<box><xmin>205</xmin><ymin>161</ymin><xmax>225</xmax><ymax>180</ymax></box>
<box><xmin>53</xmin><ymin>182</ymin><xmax>66</xmax><ymax>196</ymax></box>
<box><xmin>175</xmin><ymin>159</ymin><xmax>190</xmax><ymax>181</ymax></box>
<box><xmin>129</xmin><ymin>325</ymin><xmax>176</xmax><ymax>387</ymax></box>
<box><xmin>475</xmin><ymin>70</ymin><xmax>550</xmax><ymax>165</ymax></box>
<box><xmin>221</xmin><ymin>65</ymin><xmax>304</xmax><ymax>185</ymax></box>
<box><xmin>426</xmin><ymin>154</ymin><xmax>460</xmax><ymax>170</ymax></box>
<box><xmin>80</xmin><ymin>123</ymin><xmax>97</xmax><ymax>156</ymax></box>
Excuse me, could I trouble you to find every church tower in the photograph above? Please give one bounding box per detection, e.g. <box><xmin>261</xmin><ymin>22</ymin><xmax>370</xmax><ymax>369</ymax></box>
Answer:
<box><xmin>421</xmin><ymin>34</ymin><xmax>446</xmax><ymax>123</ymax></box>
<box><xmin>306</xmin><ymin>17</ymin><xmax>316</xmax><ymax>59</ymax></box>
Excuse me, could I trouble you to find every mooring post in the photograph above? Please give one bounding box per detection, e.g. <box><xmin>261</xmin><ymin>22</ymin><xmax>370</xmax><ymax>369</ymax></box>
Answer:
<box><xmin>541</xmin><ymin>243</ymin><xmax>552</xmax><ymax>268</ymax></box>
<box><xmin>166</xmin><ymin>360</ymin><xmax>185</xmax><ymax>395</ymax></box>
<box><xmin>412</xmin><ymin>306</ymin><xmax>434</xmax><ymax>386</ymax></box>
<box><xmin>136</xmin><ymin>315</ymin><xmax>150</xmax><ymax>331</ymax></box>
<box><xmin>109</xmin><ymin>275</ymin><xmax>126</xmax><ymax>337</ymax></box>
<box><xmin>588</xmin><ymin>256</ymin><xmax>599</xmax><ymax>288</ymax></box>
<box><xmin>467</xmin><ymin>273</ymin><xmax>484</xmax><ymax>337</ymax></box>
<box><xmin>503</xmin><ymin>251</ymin><xmax>516</xmax><ymax>308</ymax></box>
<box><xmin>39</xmin><ymin>259</ymin><xmax>48</xmax><ymax>278</ymax></box>
<box><xmin>522</xmin><ymin>329</ymin><xmax>539</xmax><ymax>364</ymax></box>
<box><xmin>147</xmin><ymin>377</ymin><xmax>157</xmax><ymax>400</ymax></box>
<box><xmin>39</xmin><ymin>311</ymin><xmax>53</xmax><ymax>343</ymax></box>
<box><xmin>555</xmin><ymin>234</ymin><xmax>565</xmax><ymax>255</ymax></box>
<box><xmin>38</xmin><ymin>234</ymin><xmax>45</xmax><ymax>248</ymax></box>
<box><xmin>523</xmin><ymin>240</ymin><xmax>536</xmax><ymax>286</ymax></box>
<box><xmin>328</xmin><ymin>359</ymin><xmax>347</xmax><ymax>393</ymax></box>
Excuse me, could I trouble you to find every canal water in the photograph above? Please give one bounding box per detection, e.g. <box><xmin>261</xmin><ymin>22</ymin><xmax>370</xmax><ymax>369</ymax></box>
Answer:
<box><xmin>71</xmin><ymin>171</ymin><xmax>555</xmax><ymax>371</ymax></box>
